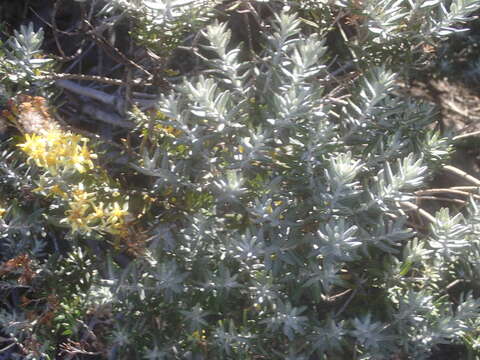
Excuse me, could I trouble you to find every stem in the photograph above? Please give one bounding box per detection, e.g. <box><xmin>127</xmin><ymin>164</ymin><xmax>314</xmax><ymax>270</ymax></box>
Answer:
<box><xmin>442</xmin><ymin>165</ymin><xmax>480</xmax><ymax>186</ymax></box>
<box><xmin>400</xmin><ymin>201</ymin><xmax>436</xmax><ymax>223</ymax></box>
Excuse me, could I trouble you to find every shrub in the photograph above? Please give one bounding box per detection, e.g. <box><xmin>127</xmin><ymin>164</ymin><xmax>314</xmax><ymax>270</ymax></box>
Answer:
<box><xmin>2</xmin><ymin>1</ymin><xmax>480</xmax><ymax>359</ymax></box>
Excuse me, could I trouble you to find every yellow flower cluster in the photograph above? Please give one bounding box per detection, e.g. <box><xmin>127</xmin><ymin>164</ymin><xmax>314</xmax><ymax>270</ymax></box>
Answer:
<box><xmin>62</xmin><ymin>184</ymin><xmax>130</xmax><ymax>236</ymax></box>
<box><xmin>17</xmin><ymin>128</ymin><xmax>131</xmax><ymax>237</ymax></box>
<box><xmin>18</xmin><ymin>129</ymin><xmax>97</xmax><ymax>175</ymax></box>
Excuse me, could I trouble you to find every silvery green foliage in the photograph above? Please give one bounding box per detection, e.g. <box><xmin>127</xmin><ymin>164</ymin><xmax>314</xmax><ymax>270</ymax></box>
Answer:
<box><xmin>106</xmin><ymin>0</ymin><xmax>218</xmax><ymax>56</ymax></box>
<box><xmin>109</xmin><ymin>0</ymin><xmax>215</xmax><ymax>24</ymax></box>
<box><xmin>142</xmin><ymin>0</ymin><xmax>214</xmax><ymax>26</ymax></box>
<box><xmin>330</xmin><ymin>0</ymin><xmax>480</xmax><ymax>69</ymax></box>
<box><xmin>339</xmin><ymin>0</ymin><xmax>480</xmax><ymax>39</ymax></box>
<box><xmin>112</xmin><ymin>7</ymin><xmax>480</xmax><ymax>359</ymax></box>
<box><xmin>3</xmin><ymin>1</ymin><xmax>480</xmax><ymax>359</ymax></box>
<box><xmin>0</xmin><ymin>23</ymin><xmax>53</xmax><ymax>93</ymax></box>
<box><xmin>0</xmin><ymin>146</ymin><xmax>48</xmax><ymax>261</ymax></box>
<box><xmin>429</xmin><ymin>208</ymin><xmax>470</xmax><ymax>261</ymax></box>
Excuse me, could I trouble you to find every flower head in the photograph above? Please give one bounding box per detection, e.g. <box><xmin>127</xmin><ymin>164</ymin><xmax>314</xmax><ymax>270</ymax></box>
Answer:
<box><xmin>18</xmin><ymin>129</ymin><xmax>97</xmax><ymax>175</ymax></box>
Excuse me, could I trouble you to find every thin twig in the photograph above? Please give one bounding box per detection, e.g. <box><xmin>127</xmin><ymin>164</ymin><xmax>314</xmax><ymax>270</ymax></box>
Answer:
<box><xmin>84</xmin><ymin>19</ymin><xmax>153</xmax><ymax>78</ymax></box>
<box><xmin>39</xmin><ymin>73</ymin><xmax>151</xmax><ymax>87</ymax></box>
<box><xmin>415</xmin><ymin>196</ymin><xmax>466</xmax><ymax>205</ymax></box>
<box><xmin>335</xmin><ymin>287</ymin><xmax>358</xmax><ymax>318</ymax></box>
<box><xmin>400</xmin><ymin>201</ymin><xmax>436</xmax><ymax>223</ymax></box>
<box><xmin>52</xmin><ymin>0</ymin><xmax>66</xmax><ymax>57</ymax></box>
<box><xmin>29</xmin><ymin>6</ymin><xmax>83</xmax><ymax>36</ymax></box>
<box><xmin>50</xmin><ymin>48</ymin><xmax>85</xmax><ymax>63</ymax></box>
<box><xmin>451</xmin><ymin>186</ymin><xmax>480</xmax><ymax>191</ymax></box>
<box><xmin>443</xmin><ymin>99</ymin><xmax>470</xmax><ymax>118</ymax></box>
<box><xmin>415</xmin><ymin>188</ymin><xmax>480</xmax><ymax>200</ymax></box>
<box><xmin>87</xmin><ymin>0</ymin><xmax>98</xmax><ymax>22</ymax></box>
<box><xmin>0</xmin><ymin>341</ymin><xmax>16</xmax><ymax>353</ymax></box>
<box><xmin>442</xmin><ymin>165</ymin><xmax>480</xmax><ymax>186</ymax></box>
<box><xmin>446</xmin><ymin>279</ymin><xmax>464</xmax><ymax>291</ymax></box>
<box><xmin>324</xmin><ymin>288</ymin><xmax>352</xmax><ymax>303</ymax></box>
<box><xmin>453</xmin><ymin>130</ymin><xmax>480</xmax><ymax>141</ymax></box>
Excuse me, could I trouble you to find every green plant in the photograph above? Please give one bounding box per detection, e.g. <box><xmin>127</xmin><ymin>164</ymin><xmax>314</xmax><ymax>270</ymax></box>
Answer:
<box><xmin>105</xmin><ymin>0</ymin><xmax>218</xmax><ymax>59</ymax></box>
<box><xmin>109</xmin><ymin>6</ymin><xmax>479</xmax><ymax>359</ymax></box>
<box><xmin>0</xmin><ymin>22</ymin><xmax>54</xmax><ymax>98</ymax></box>
<box><xmin>2</xmin><ymin>0</ymin><xmax>480</xmax><ymax>359</ymax></box>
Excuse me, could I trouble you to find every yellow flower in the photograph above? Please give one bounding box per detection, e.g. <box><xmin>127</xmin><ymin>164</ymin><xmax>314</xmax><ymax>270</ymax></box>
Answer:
<box><xmin>18</xmin><ymin>134</ymin><xmax>44</xmax><ymax>162</ymax></box>
<box><xmin>49</xmin><ymin>184</ymin><xmax>68</xmax><ymax>199</ymax></box>
<box><xmin>67</xmin><ymin>139</ymin><xmax>97</xmax><ymax>173</ymax></box>
<box><xmin>155</xmin><ymin>124</ymin><xmax>183</xmax><ymax>138</ymax></box>
<box><xmin>71</xmin><ymin>183</ymin><xmax>95</xmax><ymax>202</ymax></box>
<box><xmin>106</xmin><ymin>202</ymin><xmax>129</xmax><ymax>224</ymax></box>
<box><xmin>18</xmin><ymin>129</ymin><xmax>97</xmax><ymax>175</ymax></box>
<box><xmin>18</xmin><ymin>129</ymin><xmax>135</xmax><ymax>238</ymax></box>
<box><xmin>92</xmin><ymin>202</ymin><xmax>106</xmax><ymax>218</ymax></box>
<box><xmin>59</xmin><ymin>182</ymin><xmax>131</xmax><ymax>236</ymax></box>
<box><xmin>67</xmin><ymin>199</ymin><xmax>90</xmax><ymax>218</ymax></box>
<box><xmin>64</xmin><ymin>200</ymin><xmax>92</xmax><ymax>234</ymax></box>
